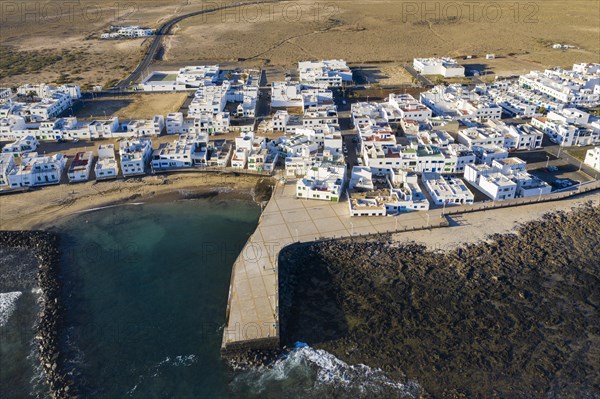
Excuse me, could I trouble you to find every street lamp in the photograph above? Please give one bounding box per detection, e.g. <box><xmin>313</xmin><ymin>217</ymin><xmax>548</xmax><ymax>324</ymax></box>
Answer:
<box><xmin>557</xmin><ymin>145</ymin><xmax>562</xmax><ymax>157</ymax></box>
<box><xmin>538</xmin><ymin>187</ymin><xmax>543</xmax><ymax>201</ymax></box>
<box><xmin>545</xmin><ymin>155</ymin><xmax>550</xmax><ymax>168</ymax></box>
<box><xmin>579</xmin><ymin>160</ymin><xmax>583</xmax><ymax>172</ymax></box>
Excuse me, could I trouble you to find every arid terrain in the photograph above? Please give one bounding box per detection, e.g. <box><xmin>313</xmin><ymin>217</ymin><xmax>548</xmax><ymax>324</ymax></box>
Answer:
<box><xmin>73</xmin><ymin>92</ymin><xmax>187</xmax><ymax>119</ymax></box>
<box><xmin>279</xmin><ymin>203</ymin><xmax>600</xmax><ymax>398</ymax></box>
<box><xmin>1</xmin><ymin>0</ymin><xmax>598</xmax><ymax>88</ymax></box>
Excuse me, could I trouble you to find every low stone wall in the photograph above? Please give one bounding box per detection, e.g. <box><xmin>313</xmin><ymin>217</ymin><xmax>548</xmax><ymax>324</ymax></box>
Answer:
<box><xmin>0</xmin><ymin>231</ymin><xmax>76</xmax><ymax>399</ymax></box>
<box><xmin>221</xmin><ymin>337</ymin><xmax>280</xmax><ymax>369</ymax></box>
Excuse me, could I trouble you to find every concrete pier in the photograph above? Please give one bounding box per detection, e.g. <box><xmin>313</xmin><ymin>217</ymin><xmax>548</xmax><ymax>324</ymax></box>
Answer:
<box><xmin>221</xmin><ymin>179</ymin><xmax>435</xmax><ymax>354</ymax></box>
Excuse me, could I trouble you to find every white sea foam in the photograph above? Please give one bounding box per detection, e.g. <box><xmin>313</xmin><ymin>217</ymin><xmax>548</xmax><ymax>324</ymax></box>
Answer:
<box><xmin>127</xmin><ymin>354</ymin><xmax>198</xmax><ymax>396</ymax></box>
<box><xmin>75</xmin><ymin>202</ymin><xmax>145</xmax><ymax>214</ymax></box>
<box><xmin>231</xmin><ymin>346</ymin><xmax>422</xmax><ymax>399</ymax></box>
<box><xmin>0</xmin><ymin>291</ymin><xmax>23</xmax><ymax>327</ymax></box>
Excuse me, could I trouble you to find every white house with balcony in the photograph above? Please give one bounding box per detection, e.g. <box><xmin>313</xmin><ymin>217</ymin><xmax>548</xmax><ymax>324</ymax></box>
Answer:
<box><xmin>7</xmin><ymin>152</ymin><xmax>66</xmax><ymax>187</ymax></box>
<box><xmin>0</xmin><ymin>88</ymin><xmax>12</xmax><ymax>103</ymax></box>
<box><xmin>422</xmin><ymin>173</ymin><xmax>474</xmax><ymax>205</ymax></box>
<box><xmin>124</xmin><ymin>116</ymin><xmax>165</xmax><ymax>137</ymax></box>
<box><xmin>67</xmin><ymin>151</ymin><xmax>94</xmax><ymax>183</ymax></box>
<box><xmin>420</xmin><ymin>85</ymin><xmax>502</xmax><ymax>121</ymax></box>
<box><xmin>464</xmin><ymin>164</ymin><xmax>517</xmax><ymax>201</ymax></box>
<box><xmin>2</xmin><ymin>136</ymin><xmax>39</xmax><ymax>157</ymax></box>
<box><xmin>120</xmin><ymin>138</ymin><xmax>152</xmax><ymax>177</ymax></box>
<box><xmin>531</xmin><ymin>108</ymin><xmax>599</xmax><ymax>146</ymax></box>
<box><xmin>96</xmin><ymin>144</ymin><xmax>119</xmax><ymax>180</ymax></box>
<box><xmin>296</xmin><ymin>163</ymin><xmax>346</xmax><ymax>202</ymax></box>
<box><xmin>298</xmin><ymin>60</ymin><xmax>352</xmax><ymax>87</ymax></box>
<box><xmin>152</xmin><ymin>133</ymin><xmax>208</xmax><ymax>170</ymax></box>
<box><xmin>348</xmin><ymin>168</ymin><xmax>430</xmax><ymax>216</ymax></box>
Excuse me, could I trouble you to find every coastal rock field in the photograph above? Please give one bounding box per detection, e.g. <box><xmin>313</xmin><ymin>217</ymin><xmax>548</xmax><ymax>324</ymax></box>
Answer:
<box><xmin>279</xmin><ymin>204</ymin><xmax>600</xmax><ymax>398</ymax></box>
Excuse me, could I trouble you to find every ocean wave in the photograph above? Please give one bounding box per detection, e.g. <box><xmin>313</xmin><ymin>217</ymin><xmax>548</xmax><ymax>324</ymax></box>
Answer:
<box><xmin>0</xmin><ymin>291</ymin><xmax>23</xmax><ymax>327</ymax></box>
<box><xmin>230</xmin><ymin>346</ymin><xmax>421</xmax><ymax>399</ymax></box>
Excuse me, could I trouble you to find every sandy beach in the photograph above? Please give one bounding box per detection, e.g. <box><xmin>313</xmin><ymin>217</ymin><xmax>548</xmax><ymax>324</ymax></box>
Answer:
<box><xmin>0</xmin><ymin>172</ymin><xmax>268</xmax><ymax>231</ymax></box>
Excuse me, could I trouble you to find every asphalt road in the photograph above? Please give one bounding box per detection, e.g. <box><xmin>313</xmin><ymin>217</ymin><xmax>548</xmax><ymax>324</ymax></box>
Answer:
<box><xmin>114</xmin><ymin>0</ymin><xmax>283</xmax><ymax>89</ymax></box>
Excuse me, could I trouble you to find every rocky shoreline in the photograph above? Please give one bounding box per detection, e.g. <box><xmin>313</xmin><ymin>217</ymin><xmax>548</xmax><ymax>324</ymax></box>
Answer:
<box><xmin>0</xmin><ymin>231</ymin><xmax>76</xmax><ymax>399</ymax></box>
<box><xmin>278</xmin><ymin>203</ymin><xmax>600</xmax><ymax>398</ymax></box>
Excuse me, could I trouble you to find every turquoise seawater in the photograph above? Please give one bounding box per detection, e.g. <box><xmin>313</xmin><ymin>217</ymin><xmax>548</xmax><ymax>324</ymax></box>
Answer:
<box><xmin>55</xmin><ymin>199</ymin><xmax>260</xmax><ymax>398</ymax></box>
<box><xmin>2</xmin><ymin>198</ymin><xmax>419</xmax><ymax>399</ymax></box>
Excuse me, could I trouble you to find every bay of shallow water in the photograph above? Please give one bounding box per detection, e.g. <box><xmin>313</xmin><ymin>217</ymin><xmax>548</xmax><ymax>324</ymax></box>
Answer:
<box><xmin>54</xmin><ymin>199</ymin><xmax>260</xmax><ymax>398</ymax></box>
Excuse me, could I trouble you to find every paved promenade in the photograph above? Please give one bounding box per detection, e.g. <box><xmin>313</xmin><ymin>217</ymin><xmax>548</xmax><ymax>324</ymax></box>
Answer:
<box><xmin>221</xmin><ymin>179</ymin><xmax>435</xmax><ymax>352</ymax></box>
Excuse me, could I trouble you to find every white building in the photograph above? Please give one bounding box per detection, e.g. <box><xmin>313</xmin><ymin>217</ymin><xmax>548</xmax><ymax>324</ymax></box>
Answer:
<box><xmin>518</xmin><ymin>64</ymin><xmax>600</xmax><ymax>107</ymax></box>
<box><xmin>2</xmin><ymin>136</ymin><xmax>39</xmax><ymax>157</ymax></box>
<box><xmin>387</xmin><ymin>93</ymin><xmax>432</xmax><ymax>121</ymax></box>
<box><xmin>298</xmin><ymin>60</ymin><xmax>352</xmax><ymax>87</ymax></box>
<box><xmin>531</xmin><ymin>108</ymin><xmax>599</xmax><ymax>147</ymax></box>
<box><xmin>584</xmin><ymin>147</ymin><xmax>600</xmax><ymax>172</ymax></box>
<box><xmin>17</xmin><ymin>83</ymin><xmax>81</xmax><ymax>100</ymax></box>
<box><xmin>420</xmin><ymin>85</ymin><xmax>502</xmax><ymax>121</ymax></box>
<box><xmin>88</xmin><ymin>118</ymin><xmax>120</xmax><ymax>139</ymax></box>
<box><xmin>464</xmin><ymin>164</ymin><xmax>516</xmax><ymax>201</ymax></box>
<box><xmin>124</xmin><ymin>115</ymin><xmax>165</xmax><ymax>137</ymax></box>
<box><xmin>7</xmin><ymin>153</ymin><xmax>66</xmax><ymax>187</ymax></box>
<box><xmin>166</xmin><ymin>112</ymin><xmax>186</xmax><ymax>134</ymax></box>
<box><xmin>348</xmin><ymin>168</ymin><xmax>429</xmax><ymax>216</ymax></box>
<box><xmin>0</xmin><ymin>153</ymin><xmax>16</xmax><ymax>187</ymax></box>
<box><xmin>472</xmin><ymin>144</ymin><xmax>509</xmax><ymax>165</ymax></box>
<box><xmin>296</xmin><ymin>163</ymin><xmax>346</xmax><ymax>202</ymax></box>
<box><xmin>271</xmin><ymin>81</ymin><xmax>303</xmax><ymax>108</ymax></box>
<box><xmin>120</xmin><ymin>138</ymin><xmax>152</xmax><ymax>177</ymax></box>
<box><xmin>176</xmin><ymin>65</ymin><xmax>219</xmax><ymax>88</ymax></box>
<box><xmin>422</xmin><ymin>174</ymin><xmax>474</xmax><ymax>205</ymax></box>
<box><xmin>102</xmin><ymin>26</ymin><xmax>155</xmax><ymax>39</ymax></box>
<box><xmin>208</xmin><ymin>140</ymin><xmax>233</xmax><ymax>167</ymax></box>
<box><xmin>152</xmin><ymin>133</ymin><xmax>208</xmax><ymax>170</ymax></box>
<box><xmin>67</xmin><ymin>151</ymin><xmax>94</xmax><ymax>183</ymax></box>
<box><xmin>303</xmin><ymin>105</ymin><xmax>338</xmax><ymax>128</ymax></box>
<box><xmin>0</xmin><ymin>88</ymin><xmax>12</xmax><ymax>103</ymax></box>
<box><xmin>465</xmin><ymin>158</ymin><xmax>551</xmax><ymax>199</ymax></box>
<box><xmin>96</xmin><ymin>144</ymin><xmax>119</xmax><ymax>180</ymax></box>
<box><xmin>413</xmin><ymin>57</ymin><xmax>465</xmax><ymax>77</ymax></box>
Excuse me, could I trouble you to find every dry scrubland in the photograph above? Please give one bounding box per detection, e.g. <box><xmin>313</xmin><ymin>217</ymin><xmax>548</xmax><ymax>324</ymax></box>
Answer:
<box><xmin>167</xmin><ymin>0</ymin><xmax>600</xmax><ymax>69</ymax></box>
<box><xmin>0</xmin><ymin>0</ymin><xmax>227</xmax><ymax>87</ymax></box>
<box><xmin>73</xmin><ymin>92</ymin><xmax>187</xmax><ymax>119</ymax></box>
<box><xmin>1</xmin><ymin>1</ymin><xmax>599</xmax><ymax>87</ymax></box>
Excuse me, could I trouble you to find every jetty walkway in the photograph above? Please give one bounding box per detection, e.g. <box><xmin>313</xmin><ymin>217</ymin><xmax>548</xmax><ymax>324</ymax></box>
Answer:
<box><xmin>220</xmin><ymin>179</ymin><xmax>438</xmax><ymax>353</ymax></box>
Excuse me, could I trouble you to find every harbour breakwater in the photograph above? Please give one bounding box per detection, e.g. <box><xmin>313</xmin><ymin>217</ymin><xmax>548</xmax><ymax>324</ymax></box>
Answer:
<box><xmin>0</xmin><ymin>231</ymin><xmax>76</xmax><ymax>399</ymax></box>
<box><xmin>276</xmin><ymin>204</ymin><xmax>600</xmax><ymax>397</ymax></box>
